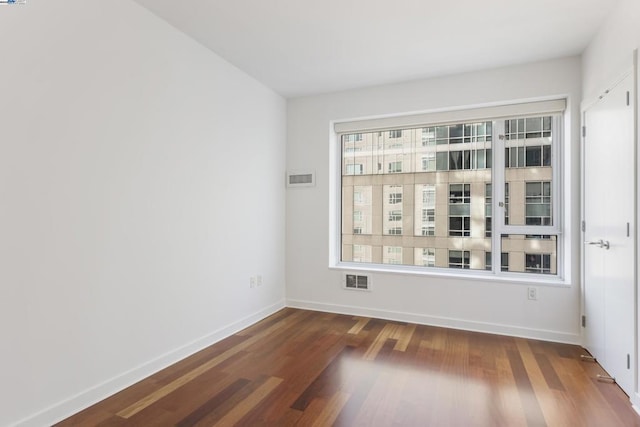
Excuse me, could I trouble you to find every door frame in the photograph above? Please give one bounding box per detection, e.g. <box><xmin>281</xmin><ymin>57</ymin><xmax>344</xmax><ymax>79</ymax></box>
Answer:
<box><xmin>634</xmin><ymin>49</ymin><xmax>640</xmax><ymax>412</ymax></box>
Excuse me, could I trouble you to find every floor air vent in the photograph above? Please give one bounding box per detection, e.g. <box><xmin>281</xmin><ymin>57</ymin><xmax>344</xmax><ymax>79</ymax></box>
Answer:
<box><xmin>344</xmin><ymin>273</ymin><xmax>370</xmax><ymax>290</ymax></box>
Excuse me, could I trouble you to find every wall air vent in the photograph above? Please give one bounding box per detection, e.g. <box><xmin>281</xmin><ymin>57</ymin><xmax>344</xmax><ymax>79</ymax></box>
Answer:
<box><xmin>344</xmin><ymin>273</ymin><xmax>370</xmax><ymax>291</ymax></box>
<box><xmin>286</xmin><ymin>170</ymin><xmax>315</xmax><ymax>188</ymax></box>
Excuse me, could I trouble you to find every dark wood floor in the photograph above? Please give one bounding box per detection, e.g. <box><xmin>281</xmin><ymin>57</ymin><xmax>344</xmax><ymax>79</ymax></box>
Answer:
<box><xmin>58</xmin><ymin>308</ymin><xmax>640</xmax><ymax>426</ymax></box>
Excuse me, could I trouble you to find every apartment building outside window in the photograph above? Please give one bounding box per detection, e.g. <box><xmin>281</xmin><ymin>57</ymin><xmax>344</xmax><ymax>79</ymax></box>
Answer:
<box><xmin>338</xmin><ymin>100</ymin><xmax>564</xmax><ymax>278</ymax></box>
<box><xmin>449</xmin><ymin>183</ymin><xmax>471</xmax><ymax>237</ymax></box>
<box><xmin>450</xmin><ymin>250</ymin><xmax>470</xmax><ymax>269</ymax></box>
<box><xmin>418</xmin><ymin>248</ymin><xmax>436</xmax><ymax>267</ymax></box>
<box><xmin>384</xmin><ymin>246</ymin><xmax>402</xmax><ymax>264</ymax></box>
<box><xmin>525</xmin><ymin>253</ymin><xmax>552</xmax><ymax>274</ymax></box>
<box><xmin>346</xmin><ymin>164</ymin><xmax>364</xmax><ymax>175</ymax></box>
<box><xmin>388</xmin><ymin>161</ymin><xmax>403</xmax><ymax>173</ymax></box>
<box><xmin>486</xmin><ymin>251</ymin><xmax>509</xmax><ymax>271</ymax></box>
<box><xmin>501</xmin><ymin>252</ymin><xmax>509</xmax><ymax>272</ymax></box>
<box><xmin>485</xmin><ymin>184</ymin><xmax>492</xmax><ymax>237</ymax></box>
<box><xmin>420</xmin><ymin>184</ymin><xmax>436</xmax><ymax>236</ymax></box>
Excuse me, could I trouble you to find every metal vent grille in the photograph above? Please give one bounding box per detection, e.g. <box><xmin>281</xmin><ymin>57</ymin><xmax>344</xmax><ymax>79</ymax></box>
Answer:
<box><xmin>344</xmin><ymin>273</ymin><xmax>370</xmax><ymax>290</ymax></box>
<box><xmin>286</xmin><ymin>170</ymin><xmax>315</xmax><ymax>187</ymax></box>
<box><xmin>290</xmin><ymin>174</ymin><xmax>313</xmax><ymax>185</ymax></box>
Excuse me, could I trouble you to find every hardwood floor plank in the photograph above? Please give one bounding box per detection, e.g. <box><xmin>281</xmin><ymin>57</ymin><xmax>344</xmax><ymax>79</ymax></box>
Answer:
<box><xmin>174</xmin><ymin>378</ymin><xmax>250</xmax><ymax>427</ymax></box>
<box><xmin>393</xmin><ymin>323</ymin><xmax>416</xmax><ymax>352</ymax></box>
<box><xmin>506</xmin><ymin>347</ymin><xmax>548</xmax><ymax>427</ymax></box>
<box><xmin>310</xmin><ymin>391</ymin><xmax>351</xmax><ymax>427</ymax></box>
<box><xmin>294</xmin><ymin>391</ymin><xmax>351</xmax><ymax>426</ymax></box>
<box><xmin>534</xmin><ymin>352</ymin><xmax>565</xmax><ymax>392</ymax></box>
<box><xmin>291</xmin><ymin>346</ymin><xmax>355</xmax><ymax>411</ymax></box>
<box><xmin>347</xmin><ymin>317</ymin><xmax>370</xmax><ymax>335</ymax></box>
<box><xmin>332</xmin><ymin>356</ymin><xmax>383</xmax><ymax>425</ymax></box>
<box><xmin>363</xmin><ymin>323</ymin><xmax>398</xmax><ymax>360</ymax></box>
<box><xmin>213</xmin><ymin>376</ymin><xmax>283</xmax><ymax>426</ymax></box>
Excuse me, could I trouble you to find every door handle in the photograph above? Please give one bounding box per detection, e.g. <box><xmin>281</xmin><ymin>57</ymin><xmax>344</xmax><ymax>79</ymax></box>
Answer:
<box><xmin>584</xmin><ymin>239</ymin><xmax>610</xmax><ymax>249</ymax></box>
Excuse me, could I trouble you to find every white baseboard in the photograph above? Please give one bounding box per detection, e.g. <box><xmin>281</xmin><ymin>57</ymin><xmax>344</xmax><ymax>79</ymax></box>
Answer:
<box><xmin>286</xmin><ymin>299</ymin><xmax>581</xmax><ymax>345</ymax></box>
<box><xmin>12</xmin><ymin>300</ymin><xmax>286</xmax><ymax>427</ymax></box>
<box><xmin>633</xmin><ymin>393</ymin><xmax>640</xmax><ymax>416</ymax></box>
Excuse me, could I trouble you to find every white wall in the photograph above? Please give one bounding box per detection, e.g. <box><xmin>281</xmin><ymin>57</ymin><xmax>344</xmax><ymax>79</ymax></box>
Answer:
<box><xmin>582</xmin><ymin>0</ymin><xmax>640</xmax><ymax>102</ymax></box>
<box><xmin>286</xmin><ymin>57</ymin><xmax>582</xmax><ymax>344</ymax></box>
<box><xmin>582</xmin><ymin>0</ymin><xmax>640</xmax><ymax>411</ymax></box>
<box><xmin>0</xmin><ymin>1</ymin><xmax>286</xmax><ymax>426</ymax></box>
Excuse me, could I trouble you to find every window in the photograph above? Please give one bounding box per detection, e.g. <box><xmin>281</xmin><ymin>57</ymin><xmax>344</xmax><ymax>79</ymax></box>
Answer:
<box><xmin>485</xmin><ymin>184</ymin><xmax>492</xmax><ymax>238</ymax></box>
<box><xmin>351</xmin><ymin>186</ymin><xmax>372</xmax><ymax>235</ymax></box>
<box><xmin>423</xmin><ymin>121</ymin><xmax>492</xmax><ymax>145</ymax></box>
<box><xmin>525</xmin><ymin>181</ymin><xmax>552</xmax><ymax>225</ymax></box>
<box><xmin>346</xmin><ymin>164</ymin><xmax>364</xmax><ymax>175</ymax></box>
<box><xmin>422</xmin><ymin>128</ymin><xmax>435</xmax><ymax>146</ymax></box>
<box><xmin>388</xmin><ymin>161</ymin><xmax>403</xmax><ymax>173</ymax></box>
<box><xmin>354</xmin><ymin>190</ymin><xmax>363</xmax><ymax>204</ymax></box>
<box><xmin>501</xmin><ymin>252</ymin><xmax>509</xmax><ymax>272</ymax></box>
<box><xmin>525</xmin><ymin>253</ymin><xmax>552</xmax><ymax>274</ymax></box>
<box><xmin>422</xmin><ymin>153</ymin><xmax>436</xmax><ymax>171</ymax></box>
<box><xmin>344</xmin><ymin>133</ymin><xmax>363</xmax><ymax>142</ymax></box>
<box><xmin>338</xmin><ymin>105</ymin><xmax>564</xmax><ymax>279</ymax></box>
<box><xmin>436</xmin><ymin>152</ymin><xmax>448</xmax><ymax>170</ymax></box>
<box><xmin>388</xmin><ymin>187</ymin><xmax>402</xmax><ymax>204</ymax></box>
<box><xmin>419</xmin><ymin>184</ymin><xmax>436</xmax><ymax>236</ymax></box>
<box><xmin>388</xmin><ymin>210</ymin><xmax>402</xmax><ymax>222</ymax></box>
<box><xmin>353</xmin><ymin>245</ymin><xmax>371</xmax><ymax>262</ymax></box>
<box><xmin>449</xmin><ymin>150</ymin><xmax>471</xmax><ymax>170</ymax></box>
<box><xmin>421</xmin><ymin>209</ymin><xmax>435</xmax><ymax>236</ymax></box>
<box><xmin>505</xmin><ymin>117</ymin><xmax>551</xmax><ymax>140</ymax></box>
<box><xmin>449</xmin><ymin>183</ymin><xmax>471</xmax><ymax>237</ymax></box>
<box><xmin>417</xmin><ymin>248</ymin><xmax>436</xmax><ymax>267</ymax></box>
<box><xmin>449</xmin><ymin>250</ymin><xmax>470</xmax><ymax>269</ymax></box>
<box><xmin>475</xmin><ymin>149</ymin><xmax>492</xmax><ymax>169</ymax></box>
<box><xmin>384</xmin><ymin>246</ymin><xmax>402</xmax><ymax>264</ymax></box>
<box><xmin>502</xmin><ymin>235</ymin><xmax>557</xmax><ymax>275</ymax></box>
<box><xmin>504</xmin><ymin>183</ymin><xmax>510</xmax><ymax>225</ymax></box>
<box><xmin>384</xmin><ymin>186</ymin><xmax>403</xmax><ymax>235</ymax></box>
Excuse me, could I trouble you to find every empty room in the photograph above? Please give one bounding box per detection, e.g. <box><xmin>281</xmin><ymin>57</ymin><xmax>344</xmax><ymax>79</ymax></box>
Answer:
<box><xmin>1</xmin><ymin>0</ymin><xmax>640</xmax><ymax>426</ymax></box>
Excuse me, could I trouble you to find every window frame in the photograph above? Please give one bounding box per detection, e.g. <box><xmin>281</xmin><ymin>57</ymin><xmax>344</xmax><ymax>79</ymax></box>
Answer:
<box><xmin>331</xmin><ymin>100</ymin><xmax>568</xmax><ymax>285</ymax></box>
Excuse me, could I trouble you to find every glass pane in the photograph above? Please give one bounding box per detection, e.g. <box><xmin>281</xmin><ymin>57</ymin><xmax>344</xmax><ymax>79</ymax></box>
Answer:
<box><xmin>476</xmin><ymin>150</ymin><xmax>485</xmax><ymax>169</ymax></box>
<box><xmin>500</xmin><ymin>235</ymin><xmax>557</xmax><ymax>275</ymax></box>
<box><xmin>504</xmin><ymin>116</ymin><xmax>554</xmax><ymax>227</ymax></box>
<box><xmin>436</xmin><ymin>152</ymin><xmax>448</xmax><ymax>170</ymax></box>
<box><xmin>340</xmin><ymin>121</ymin><xmax>492</xmax><ymax>271</ymax></box>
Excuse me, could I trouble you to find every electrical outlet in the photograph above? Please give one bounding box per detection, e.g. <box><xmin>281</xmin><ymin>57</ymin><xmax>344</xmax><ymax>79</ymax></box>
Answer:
<box><xmin>257</xmin><ymin>275</ymin><xmax>263</xmax><ymax>286</ymax></box>
<box><xmin>528</xmin><ymin>287</ymin><xmax>537</xmax><ymax>300</ymax></box>
<box><xmin>250</xmin><ymin>276</ymin><xmax>256</xmax><ymax>288</ymax></box>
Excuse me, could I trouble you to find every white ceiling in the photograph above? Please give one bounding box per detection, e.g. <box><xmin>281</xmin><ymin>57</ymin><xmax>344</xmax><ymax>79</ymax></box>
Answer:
<box><xmin>133</xmin><ymin>0</ymin><xmax>618</xmax><ymax>98</ymax></box>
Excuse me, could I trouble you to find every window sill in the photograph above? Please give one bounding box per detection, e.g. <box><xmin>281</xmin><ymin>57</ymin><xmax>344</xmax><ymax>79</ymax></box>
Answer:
<box><xmin>330</xmin><ymin>261</ymin><xmax>570</xmax><ymax>287</ymax></box>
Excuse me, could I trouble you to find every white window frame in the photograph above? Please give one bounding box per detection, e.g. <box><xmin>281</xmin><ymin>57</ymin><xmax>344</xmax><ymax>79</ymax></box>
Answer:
<box><xmin>329</xmin><ymin>99</ymin><xmax>570</xmax><ymax>285</ymax></box>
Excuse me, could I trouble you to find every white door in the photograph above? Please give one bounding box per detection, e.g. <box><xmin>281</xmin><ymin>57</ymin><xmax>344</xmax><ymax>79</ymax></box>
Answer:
<box><xmin>583</xmin><ymin>73</ymin><xmax>635</xmax><ymax>397</ymax></box>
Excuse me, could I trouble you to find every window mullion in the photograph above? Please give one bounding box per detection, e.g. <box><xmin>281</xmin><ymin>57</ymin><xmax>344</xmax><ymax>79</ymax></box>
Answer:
<box><xmin>552</xmin><ymin>115</ymin><xmax>562</xmax><ymax>236</ymax></box>
<box><xmin>492</xmin><ymin>120</ymin><xmax>506</xmax><ymax>272</ymax></box>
